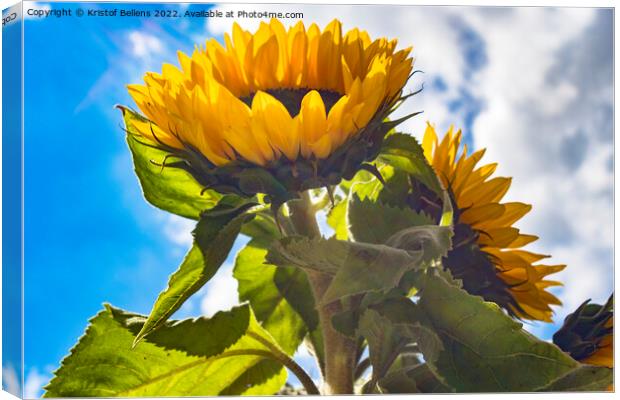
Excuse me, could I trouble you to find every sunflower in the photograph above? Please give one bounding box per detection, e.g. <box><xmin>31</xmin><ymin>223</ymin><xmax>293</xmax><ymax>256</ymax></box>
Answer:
<box><xmin>125</xmin><ymin>18</ymin><xmax>415</xmax><ymax>204</ymax></box>
<box><xmin>418</xmin><ymin>123</ymin><xmax>565</xmax><ymax>322</ymax></box>
<box><xmin>553</xmin><ymin>295</ymin><xmax>613</xmax><ymax>368</ymax></box>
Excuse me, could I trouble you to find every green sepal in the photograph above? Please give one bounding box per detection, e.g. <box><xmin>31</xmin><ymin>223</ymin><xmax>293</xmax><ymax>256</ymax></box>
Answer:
<box><xmin>552</xmin><ymin>295</ymin><xmax>613</xmax><ymax>362</ymax></box>
<box><xmin>120</xmin><ymin>106</ymin><xmax>223</xmax><ymax>219</ymax></box>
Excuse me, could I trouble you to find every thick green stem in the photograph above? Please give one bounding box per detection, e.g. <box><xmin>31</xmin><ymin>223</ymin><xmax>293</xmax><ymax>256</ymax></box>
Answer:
<box><xmin>288</xmin><ymin>192</ymin><xmax>357</xmax><ymax>395</ymax></box>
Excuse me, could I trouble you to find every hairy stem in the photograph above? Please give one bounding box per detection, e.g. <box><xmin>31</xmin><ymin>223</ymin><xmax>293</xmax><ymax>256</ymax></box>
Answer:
<box><xmin>288</xmin><ymin>191</ymin><xmax>357</xmax><ymax>394</ymax></box>
<box><xmin>247</xmin><ymin>332</ymin><xmax>320</xmax><ymax>395</ymax></box>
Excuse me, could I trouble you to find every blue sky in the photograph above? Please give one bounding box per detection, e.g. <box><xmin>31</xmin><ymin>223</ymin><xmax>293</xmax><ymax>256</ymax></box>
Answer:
<box><xmin>2</xmin><ymin>6</ymin><xmax>22</xmax><ymax>398</ymax></box>
<box><xmin>16</xmin><ymin>2</ymin><xmax>240</xmax><ymax>396</ymax></box>
<box><xmin>1</xmin><ymin>2</ymin><xmax>613</xmax><ymax>398</ymax></box>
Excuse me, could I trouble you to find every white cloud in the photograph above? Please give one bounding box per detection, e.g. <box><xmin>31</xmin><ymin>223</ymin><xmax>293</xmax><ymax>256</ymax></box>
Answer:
<box><xmin>24</xmin><ymin>368</ymin><xmax>50</xmax><ymax>399</ymax></box>
<box><xmin>200</xmin><ymin>263</ymin><xmax>240</xmax><ymax>317</ymax></box>
<box><xmin>161</xmin><ymin>215</ymin><xmax>195</xmax><ymax>248</ymax></box>
<box><xmin>128</xmin><ymin>31</ymin><xmax>164</xmax><ymax>59</ymax></box>
<box><xmin>75</xmin><ymin>26</ymin><xmax>174</xmax><ymax>112</ymax></box>
<box><xmin>2</xmin><ymin>364</ymin><xmax>20</xmax><ymax>397</ymax></box>
<box><xmin>463</xmin><ymin>8</ymin><xmax>613</xmax><ymax>325</ymax></box>
<box><xmin>203</xmin><ymin>6</ymin><xmax>613</xmax><ymax>334</ymax></box>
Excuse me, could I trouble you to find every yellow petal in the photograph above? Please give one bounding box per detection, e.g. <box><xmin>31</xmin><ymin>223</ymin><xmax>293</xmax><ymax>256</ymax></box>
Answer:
<box><xmin>460</xmin><ymin>177</ymin><xmax>512</xmax><ymax>208</ymax></box>
<box><xmin>493</xmin><ymin>202</ymin><xmax>532</xmax><ymax>227</ymax></box>
<box><xmin>422</xmin><ymin>123</ymin><xmax>438</xmax><ymax>162</ymax></box>
<box><xmin>306</xmin><ymin>23</ymin><xmax>321</xmax><ymax>88</ymax></box>
<box><xmin>269</xmin><ymin>18</ymin><xmax>290</xmax><ymax>84</ymax></box>
<box><xmin>251</xmin><ymin>91</ymin><xmax>298</xmax><ymax>160</ymax></box>
<box><xmin>459</xmin><ymin>203</ymin><xmax>505</xmax><ymax>227</ymax></box>
<box><xmin>309</xmin><ymin>134</ymin><xmax>332</xmax><ymax>159</ymax></box>
<box><xmin>478</xmin><ymin>227</ymin><xmax>520</xmax><ymax>248</ymax></box>
<box><xmin>357</xmin><ymin>57</ymin><xmax>387</xmax><ymax>127</ymax></box>
<box><xmin>326</xmin><ymin>94</ymin><xmax>350</xmax><ymax>148</ymax></box>
<box><xmin>319</xmin><ymin>19</ymin><xmax>343</xmax><ymax>90</ymax></box>
<box><xmin>507</xmin><ymin>234</ymin><xmax>538</xmax><ymax>248</ymax></box>
<box><xmin>452</xmin><ymin>149</ymin><xmax>486</xmax><ymax>194</ymax></box>
<box><xmin>297</xmin><ymin>90</ymin><xmax>328</xmax><ymax>158</ymax></box>
<box><xmin>287</xmin><ymin>21</ymin><xmax>307</xmax><ymax>86</ymax></box>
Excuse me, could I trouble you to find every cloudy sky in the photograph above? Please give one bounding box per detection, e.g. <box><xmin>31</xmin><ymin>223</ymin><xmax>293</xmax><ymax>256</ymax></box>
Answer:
<box><xmin>2</xmin><ymin>2</ymin><xmax>613</xmax><ymax>397</ymax></box>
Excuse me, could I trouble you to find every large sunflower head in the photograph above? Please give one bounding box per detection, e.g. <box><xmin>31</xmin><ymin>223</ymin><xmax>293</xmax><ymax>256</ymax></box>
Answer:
<box><xmin>409</xmin><ymin>123</ymin><xmax>565</xmax><ymax>322</ymax></box>
<box><xmin>125</xmin><ymin>18</ymin><xmax>415</xmax><ymax>206</ymax></box>
<box><xmin>553</xmin><ymin>295</ymin><xmax>613</xmax><ymax>368</ymax></box>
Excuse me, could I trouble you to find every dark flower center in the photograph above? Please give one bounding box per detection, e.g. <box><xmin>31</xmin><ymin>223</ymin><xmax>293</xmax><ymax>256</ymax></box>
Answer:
<box><xmin>404</xmin><ymin>178</ymin><xmax>525</xmax><ymax>317</ymax></box>
<box><xmin>240</xmin><ymin>88</ymin><xmax>343</xmax><ymax>117</ymax></box>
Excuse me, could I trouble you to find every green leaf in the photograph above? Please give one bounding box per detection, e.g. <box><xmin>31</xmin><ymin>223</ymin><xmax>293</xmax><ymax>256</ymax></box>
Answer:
<box><xmin>135</xmin><ymin>202</ymin><xmax>254</xmax><ymax>344</ymax></box>
<box><xmin>378</xmin><ymin>363</ymin><xmax>451</xmax><ymax>394</ymax></box>
<box><xmin>357</xmin><ymin>298</ymin><xmax>444</xmax><ymax>386</ymax></box>
<box><xmin>378</xmin><ymin>133</ymin><xmax>442</xmax><ymax>195</ymax></box>
<box><xmin>322</xmin><ymin>243</ymin><xmax>423</xmax><ymax>305</ymax></box>
<box><xmin>267</xmin><ymin>237</ymin><xmax>427</xmax><ymax>304</ymax></box>
<box><xmin>266</xmin><ymin>236</ymin><xmax>346</xmax><ymax>275</ymax></box>
<box><xmin>358</xmin><ymin>309</ymin><xmax>411</xmax><ymax>383</ymax></box>
<box><xmin>240</xmin><ymin>212</ymin><xmax>280</xmax><ymax>239</ymax></box>
<box><xmin>385</xmin><ymin>225</ymin><xmax>452</xmax><ymax>263</ymax></box>
<box><xmin>416</xmin><ymin>272</ymin><xmax>613</xmax><ymax>392</ymax></box>
<box><xmin>219</xmin><ymin>359</ymin><xmax>287</xmax><ymax>396</ymax></box>
<box><xmin>120</xmin><ymin>107</ymin><xmax>222</xmax><ymax>219</ymax></box>
<box><xmin>348</xmin><ymin>195</ymin><xmax>433</xmax><ymax>244</ymax></box>
<box><xmin>233</xmin><ymin>239</ymin><xmax>309</xmax><ymax>355</ymax></box>
<box><xmin>537</xmin><ymin>365</ymin><xmax>613</xmax><ymax>392</ymax></box>
<box><xmin>346</xmin><ymin>164</ymin><xmax>405</xmax><ymax>205</ymax></box>
<box><xmin>326</xmin><ymin>199</ymin><xmax>349</xmax><ymax>240</ymax></box>
<box><xmin>235</xmin><ymin>218</ymin><xmax>325</xmax><ymax>372</ymax></box>
<box><xmin>44</xmin><ymin>304</ymin><xmax>288</xmax><ymax>397</ymax></box>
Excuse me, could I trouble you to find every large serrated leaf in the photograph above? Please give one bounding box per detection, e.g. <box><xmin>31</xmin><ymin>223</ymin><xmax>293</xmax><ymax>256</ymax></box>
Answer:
<box><xmin>417</xmin><ymin>272</ymin><xmax>613</xmax><ymax>392</ymax></box>
<box><xmin>135</xmin><ymin>202</ymin><xmax>254</xmax><ymax>344</ymax></box>
<box><xmin>44</xmin><ymin>304</ymin><xmax>287</xmax><ymax>397</ymax></box>
<box><xmin>537</xmin><ymin>365</ymin><xmax>613</xmax><ymax>391</ymax></box>
<box><xmin>267</xmin><ymin>237</ymin><xmax>428</xmax><ymax>304</ymax></box>
<box><xmin>322</xmin><ymin>243</ymin><xmax>424</xmax><ymax>305</ymax></box>
<box><xmin>120</xmin><ymin>107</ymin><xmax>222</xmax><ymax>219</ymax></box>
<box><xmin>348</xmin><ymin>195</ymin><xmax>434</xmax><ymax>244</ymax></box>
<box><xmin>267</xmin><ymin>236</ymin><xmax>346</xmax><ymax>275</ymax></box>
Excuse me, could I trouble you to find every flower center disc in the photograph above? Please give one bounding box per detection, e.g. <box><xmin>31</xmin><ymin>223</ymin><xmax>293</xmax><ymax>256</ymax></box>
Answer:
<box><xmin>240</xmin><ymin>88</ymin><xmax>343</xmax><ymax>116</ymax></box>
